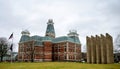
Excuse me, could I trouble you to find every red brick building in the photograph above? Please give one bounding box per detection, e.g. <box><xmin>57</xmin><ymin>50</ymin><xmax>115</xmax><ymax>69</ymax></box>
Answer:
<box><xmin>18</xmin><ymin>19</ymin><xmax>81</xmax><ymax>62</ymax></box>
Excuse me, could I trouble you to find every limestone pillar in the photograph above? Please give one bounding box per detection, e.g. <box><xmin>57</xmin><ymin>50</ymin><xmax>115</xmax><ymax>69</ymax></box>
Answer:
<box><xmin>96</xmin><ymin>35</ymin><xmax>101</xmax><ymax>64</ymax></box>
<box><xmin>91</xmin><ymin>36</ymin><xmax>96</xmax><ymax>63</ymax></box>
<box><xmin>106</xmin><ymin>33</ymin><xmax>114</xmax><ymax>63</ymax></box>
<box><xmin>86</xmin><ymin>36</ymin><xmax>91</xmax><ymax>63</ymax></box>
<box><xmin>100</xmin><ymin>34</ymin><xmax>107</xmax><ymax>64</ymax></box>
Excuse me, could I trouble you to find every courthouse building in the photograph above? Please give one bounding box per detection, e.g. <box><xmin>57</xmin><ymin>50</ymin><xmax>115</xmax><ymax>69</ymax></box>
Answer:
<box><xmin>18</xmin><ymin>19</ymin><xmax>81</xmax><ymax>62</ymax></box>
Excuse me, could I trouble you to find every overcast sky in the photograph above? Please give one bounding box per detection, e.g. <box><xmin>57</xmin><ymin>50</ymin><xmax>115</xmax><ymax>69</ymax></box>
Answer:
<box><xmin>0</xmin><ymin>0</ymin><xmax>120</xmax><ymax>52</ymax></box>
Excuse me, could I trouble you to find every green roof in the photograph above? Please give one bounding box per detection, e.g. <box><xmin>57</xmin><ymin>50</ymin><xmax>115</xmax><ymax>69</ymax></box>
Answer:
<box><xmin>42</xmin><ymin>36</ymin><xmax>53</xmax><ymax>41</ymax></box>
<box><xmin>52</xmin><ymin>36</ymin><xmax>80</xmax><ymax>44</ymax></box>
<box><xmin>19</xmin><ymin>35</ymin><xmax>30</xmax><ymax>42</ymax></box>
<box><xmin>19</xmin><ymin>35</ymin><xmax>80</xmax><ymax>44</ymax></box>
<box><xmin>30</xmin><ymin>35</ymin><xmax>42</xmax><ymax>41</ymax></box>
<box><xmin>34</xmin><ymin>41</ymin><xmax>43</xmax><ymax>46</ymax></box>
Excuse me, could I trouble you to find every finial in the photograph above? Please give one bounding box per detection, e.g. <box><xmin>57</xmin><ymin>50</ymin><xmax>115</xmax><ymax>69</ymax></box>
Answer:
<box><xmin>47</xmin><ymin>19</ymin><xmax>54</xmax><ymax>24</ymax></box>
<box><xmin>48</xmin><ymin>19</ymin><xmax>53</xmax><ymax>23</ymax></box>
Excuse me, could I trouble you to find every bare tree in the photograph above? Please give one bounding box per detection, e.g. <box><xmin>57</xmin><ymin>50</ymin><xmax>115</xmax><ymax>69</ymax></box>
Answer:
<box><xmin>82</xmin><ymin>45</ymin><xmax>87</xmax><ymax>53</ymax></box>
<box><xmin>114</xmin><ymin>34</ymin><xmax>120</xmax><ymax>53</ymax></box>
<box><xmin>0</xmin><ymin>37</ymin><xmax>10</xmax><ymax>62</ymax></box>
<box><xmin>31</xmin><ymin>43</ymin><xmax>34</xmax><ymax>62</ymax></box>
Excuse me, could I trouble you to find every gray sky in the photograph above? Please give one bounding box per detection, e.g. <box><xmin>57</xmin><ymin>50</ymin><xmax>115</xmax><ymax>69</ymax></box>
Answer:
<box><xmin>0</xmin><ymin>0</ymin><xmax>120</xmax><ymax>52</ymax></box>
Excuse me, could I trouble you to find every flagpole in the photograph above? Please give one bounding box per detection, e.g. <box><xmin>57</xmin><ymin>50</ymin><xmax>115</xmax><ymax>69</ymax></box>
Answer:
<box><xmin>11</xmin><ymin>50</ymin><xmax>12</xmax><ymax>63</ymax></box>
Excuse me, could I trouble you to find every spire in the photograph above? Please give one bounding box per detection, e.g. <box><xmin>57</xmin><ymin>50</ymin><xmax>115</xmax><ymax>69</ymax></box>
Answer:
<box><xmin>45</xmin><ymin>19</ymin><xmax>55</xmax><ymax>38</ymax></box>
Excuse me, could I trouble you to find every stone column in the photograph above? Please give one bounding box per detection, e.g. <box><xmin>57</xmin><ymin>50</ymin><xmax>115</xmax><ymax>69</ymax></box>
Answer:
<box><xmin>96</xmin><ymin>35</ymin><xmax>101</xmax><ymax>64</ymax></box>
<box><xmin>86</xmin><ymin>36</ymin><xmax>91</xmax><ymax>63</ymax></box>
<box><xmin>75</xmin><ymin>43</ymin><xmax>76</xmax><ymax>60</ymax></box>
<box><xmin>66</xmin><ymin>42</ymin><xmax>69</xmax><ymax>61</ymax></box>
<box><xmin>22</xmin><ymin>44</ymin><xmax>24</xmax><ymax>61</ymax></box>
<box><xmin>91</xmin><ymin>36</ymin><xmax>96</xmax><ymax>63</ymax></box>
<box><xmin>100</xmin><ymin>34</ymin><xmax>107</xmax><ymax>64</ymax></box>
<box><xmin>106</xmin><ymin>33</ymin><xmax>114</xmax><ymax>63</ymax></box>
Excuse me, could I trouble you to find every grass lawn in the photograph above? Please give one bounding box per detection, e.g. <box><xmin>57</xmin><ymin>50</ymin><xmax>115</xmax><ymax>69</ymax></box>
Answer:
<box><xmin>0</xmin><ymin>62</ymin><xmax>120</xmax><ymax>69</ymax></box>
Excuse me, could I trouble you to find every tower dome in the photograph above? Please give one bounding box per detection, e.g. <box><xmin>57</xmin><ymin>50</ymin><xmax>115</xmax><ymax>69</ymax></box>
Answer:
<box><xmin>21</xmin><ymin>30</ymin><xmax>30</xmax><ymax>36</ymax></box>
<box><xmin>19</xmin><ymin>30</ymin><xmax>30</xmax><ymax>42</ymax></box>
<box><xmin>45</xmin><ymin>19</ymin><xmax>55</xmax><ymax>38</ymax></box>
<box><xmin>67</xmin><ymin>30</ymin><xmax>79</xmax><ymax>37</ymax></box>
<box><xmin>67</xmin><ymin>30</ymin><xmax>81</xmax><ymax>44</ymax></box>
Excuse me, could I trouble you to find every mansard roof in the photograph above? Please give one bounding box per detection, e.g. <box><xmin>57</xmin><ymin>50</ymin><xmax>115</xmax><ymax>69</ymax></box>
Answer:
<box><xmin>31</xmin><ymin>35</ymin><xmax>52</xmax><ymax>41</ymax></box>
<box><xmin>31</xmin><ymin>35</ymin><xmax>42</xmax><ymax>41</ymax></box>
<box><xmin>34</xmin><ymin>41</ymin><xmax>43</xmax><ymax>46</ymax></box>
<box><xmin>19</xmin><ymin>19</ymin><xmax>80</xmax><ymax>45</ymax></box>
<box><xmin>52</xmin><ymin>36</ymin><xmax>81</xmax><ymax>44</ymax></box>
<box><xmin>42</xmin><ymin>36</ymin><xmax>53</xmax><ymax>41</ymax></box>
<box><xmin>19</xmin><ymin>35</ymin><xmax>80</xmax><ymax>44</ymax></box>
<box><xmin>19</xmin><ymin>35</ymin><xmax>30</xmax><ymax>42</ymax></box>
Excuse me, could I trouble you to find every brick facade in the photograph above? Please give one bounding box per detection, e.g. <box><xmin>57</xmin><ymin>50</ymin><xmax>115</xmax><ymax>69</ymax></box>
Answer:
<box><xmin>52</xmin><ymin>42</ymin><xmax>81</xmax><ymax>61</ymax></box>
<box><xmin>18</xmin><ymin>41</ymin><xmax>81</xmax><ymax>62</ymax></box>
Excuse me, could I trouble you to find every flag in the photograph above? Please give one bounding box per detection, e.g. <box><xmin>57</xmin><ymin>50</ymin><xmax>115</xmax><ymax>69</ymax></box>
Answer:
<box><xmin>9</xmin><ymin>33</ymin><xmax>13</xmax><ymax>39</ymax></box>
<box><xmin>10</xmin><ymin>44</ymin><xmax>13</xmax><ymax>51</ymax></box>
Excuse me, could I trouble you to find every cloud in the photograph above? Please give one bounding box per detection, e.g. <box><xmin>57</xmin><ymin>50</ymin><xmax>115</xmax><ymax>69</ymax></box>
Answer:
<box><xmin>0</xmin><ymin>0</ymin><xmax>120</xmax><ymax>52</ymax></box>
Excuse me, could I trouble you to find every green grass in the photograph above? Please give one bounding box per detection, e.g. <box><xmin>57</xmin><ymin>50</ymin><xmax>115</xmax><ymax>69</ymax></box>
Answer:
<box><xmin>0</xmin><ymin>62</ymin><xmax>120</xmax><ymax>69</ymax></box>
